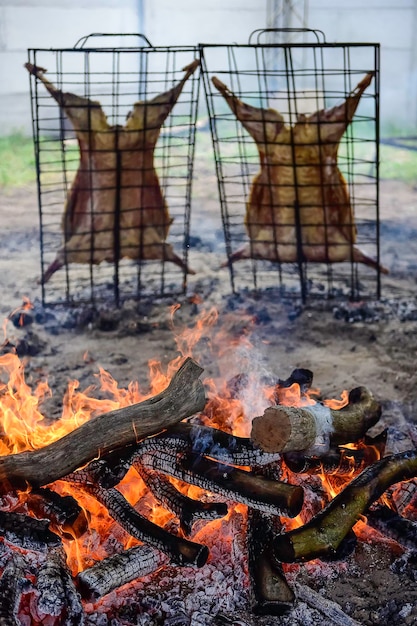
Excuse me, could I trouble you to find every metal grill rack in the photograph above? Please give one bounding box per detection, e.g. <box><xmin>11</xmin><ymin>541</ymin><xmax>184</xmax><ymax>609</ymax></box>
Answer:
<box><xmin>200</xmin><ymin>29</ymin><xmax>381</xmax><ymax>301</ymax></box>
<box><xmin>28</xmin><ymin>34</ymin><xmax>200</xmax><ymax>307</ymax></box>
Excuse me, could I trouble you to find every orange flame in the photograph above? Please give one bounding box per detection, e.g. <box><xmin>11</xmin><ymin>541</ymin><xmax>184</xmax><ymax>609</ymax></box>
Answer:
<box><xmin>0</xmin><ymin>305</ymin><xmax>376</xmax><ymax>575</ymax></box>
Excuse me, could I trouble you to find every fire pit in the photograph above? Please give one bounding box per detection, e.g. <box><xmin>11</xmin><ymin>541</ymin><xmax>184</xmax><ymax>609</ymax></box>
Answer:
<box><xmin>1</xmin><ymin>307</ymin><xmax>417</xmax><ymax>625</ymax></box>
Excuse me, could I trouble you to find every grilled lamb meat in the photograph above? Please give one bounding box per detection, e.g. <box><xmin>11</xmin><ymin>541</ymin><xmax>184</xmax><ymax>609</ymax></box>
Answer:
<box><xmin>26</xmin><ymin>60</ymin><xmax>199</xmax><ymax>282</ymax></box>
<box><xmin>212</xmin><ymin>73</ymin><xmax>387</xmax><ymax>273</ymax></box>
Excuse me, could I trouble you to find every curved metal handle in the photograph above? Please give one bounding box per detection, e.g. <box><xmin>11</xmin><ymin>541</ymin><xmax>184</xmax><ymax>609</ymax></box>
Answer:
<box><xmin>248</xmin><ymin>28</ymin><xmax>326</xmax><ymax>45</ymax></box>
<box><xmin>73</xmin><ymin>33</ymin><xmax>153</xmax><ymax>49</ymax></box>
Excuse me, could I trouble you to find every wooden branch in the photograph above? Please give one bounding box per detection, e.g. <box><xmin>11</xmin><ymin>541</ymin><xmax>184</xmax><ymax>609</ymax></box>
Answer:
<box><xmin>0</xmin><ymin>357</ymin><xmax>205</xmax><ymax>494</ymax></box>
<box><xmin>271</xmin><ymin>450</ymin><xmax>417</xmax><ymax>563</ymax></box>
<box><xmin>251</xmin><ymin>386</ymin><xmax>381</xmax><ymax>455</ymax></box>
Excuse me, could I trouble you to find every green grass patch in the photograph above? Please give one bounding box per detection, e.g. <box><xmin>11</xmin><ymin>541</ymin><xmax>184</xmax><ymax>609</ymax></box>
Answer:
<box><xmin>0</xmin><ymin>133</ymin><xmax>37</xmax><ymax>188</ymax></box>
<box><xmin>379</xmin><ymin>145</ymin><xmax>417</xmax><ymax>184</ymax></box>
<box><xmin>1</xmin><ymin>126</ymin><xmax>417</xmax><ymax>190</ymax></box>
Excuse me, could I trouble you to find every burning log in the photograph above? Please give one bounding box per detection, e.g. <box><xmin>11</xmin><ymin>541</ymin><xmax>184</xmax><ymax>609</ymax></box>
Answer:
<box><xmin>137</xmin><ymin>466</ymin><xmax>228</xmax><ymax>536</ymax></box>
<box><xmin>251</xmin><ymin>386</ymin><xmax>381</xmax><ymax>455</ymax></box>
<box><xmin>138</xmin><ymin>422</ymin><xmax>281</xmax><ymax>466</ymax></box>
<box><xmin>0</xmin><ymin>357</ymin><xmax>205</xmax><ymax>494</ymax></box>
<box><xmin>272</xmin><ymin>450</ymin><xmax>417</xmax><ymax>563</ymax></box>
<box><xmin>0</xmin><ymin>552</ymin><xmax>29</xmax><ymax>626</ymax></box>
<box><xmin>25</xmin><ymin>60</ymin><xmax>199</xmax><ymax>281</ymax></box>
<box><xmin>65</xmin><ymin>469</ymin><xmax>209</xmax><ymax>567</ymax></box>
<box><xmin>134</xmin><ymin>448</ymin><xmax>303</xmax><ymax>517</ymax></box>
<box><xmin>0</xmin><ymin>510</ymin><xmax>61</xmax><ymax>551</ymax></box>
<box><xmin>77</xmin><ymin>545</ymin><xmax>168</xmax><ymax>601</ymax></box>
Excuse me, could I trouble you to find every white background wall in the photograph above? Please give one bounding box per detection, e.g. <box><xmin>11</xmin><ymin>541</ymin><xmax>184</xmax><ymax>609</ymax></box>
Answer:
<box><xmin>0</xmin><ymin>0</ymin><xmax>416</xmax><ymax>134</ymax></box>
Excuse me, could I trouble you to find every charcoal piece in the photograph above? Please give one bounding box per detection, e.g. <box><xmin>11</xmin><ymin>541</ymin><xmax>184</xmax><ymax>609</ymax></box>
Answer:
<box><xmin>37</xmin><ymin>546</ymin><xmax>67</xmax><ymax>616</ymax></box>
<box><xmin>294</xmin><ymin>583</ymin><xmax>362</xmax><ymax>626</ymax></box>
<box><xmin>278</xmin><ymin>368</ymin><xmax>313</xmax><ymax>393</ymax></box>
<box><xmin>283</xmin><ymin>440</ymin><xmax>383</xmax><ymax>476</ymax></box>
<box><xmin>77</xmin><ymin>545</ymin><xmax>168</xmax><ymax>601</ymax></box>
<box><xmin>134</xmin><ymin>422</ymin><xmax>281</xmax><ymax>468</ymax></box>
<box><xmin>0</xmin><ymin>552</ymin><xmax>29</xmax><ymax>625</ymax></box>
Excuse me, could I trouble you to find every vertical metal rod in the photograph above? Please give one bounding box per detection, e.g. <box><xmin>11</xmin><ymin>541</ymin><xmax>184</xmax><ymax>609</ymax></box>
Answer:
<box><xmin>57</xmin><ymin>50</ymin><xmax>71</xmax><ymax>306</ymax></box>
<box><xmin>84</xmin><ymin>51</ymin><xmax>96</xmax><ymax>309</ymax></box>
<box><xmin>112</xmin><ymin>50</ymin><xmax>121</xmax><ymax>307</ymax></box>
<box><xmin>284</xmin><ymin>45</ymin><xmax>307</xmax><ymax>303</ymax></box>
<box><xmin>375</xmin><ymin>44</ymin><xmax>381</xmax><ymax>300</ymax></box>
<box><xmin>29</xmin><ymin>49</ymin><xmax>46</xmax><ymax>306</ymax></box>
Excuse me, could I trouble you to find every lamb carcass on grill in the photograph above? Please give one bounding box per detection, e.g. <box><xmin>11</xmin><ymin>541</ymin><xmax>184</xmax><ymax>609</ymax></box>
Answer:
<box><xmin>25</xmin><ymin>60</ymin><xmax>200</xmax><ymax>282</ymax></box>
<box><xmin>212</xmin><ymin>73</ymin><xmax>388</xmax><ymax>273</ymax></box>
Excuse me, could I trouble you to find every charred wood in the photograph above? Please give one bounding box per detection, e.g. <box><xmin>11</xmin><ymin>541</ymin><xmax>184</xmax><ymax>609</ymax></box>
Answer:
<box><xmin>0</xmin><ymin>510</ymin><xmax>61</xmax><ymax>551</ymax></box>
<box><xmin>26</xmin><ymin>487</ymin><xmax>86</xmax><ymax>533</ymax></box>
<box><xmin>272</xmin><ymin>450</ymin><xmax>417</xmax><ymax>563</ymax></box>
<box><xmin>64</xmin><ymin>469</ymin><xmax>208</xmax><ymax>567</ymax></box>
<box><xmin>367</xmin><ymin>503</ymin><xmax>417</xmax><ymax>551</ymax></box>
<box><xmin>37</xmin><ymin>546</ymin><xmax>66</xmax><ymax>617</ymax></box>
<box><xmin>181</xmin><ymin>453</ymin><xmax>303</xmax><ymax>518</ymax></box>
<box><xmin>134</xmin><ymin>449</ymin><xmax>303</xmax><ymax>517</ymax></box>
<box><xmin>136</xmin><ymin>465</ymin><xmax>228</xmax><ymax>535</ymax></box>
<box><xmin>77</xmin><ymin>544</ymin><xmax>168</xmax><ymax>601</ymax></box>
<box><xmin>390</xmin><ymin>478</ymin><xmax>417</xmax><ymax>516</ymax></box>
<box><xmin>251</xmin><ymin>386</ymin><xmax>381</xmax><ymax>455</ymax></box>
<box><xmin>0</xmin><ymin>357</ymin><xmax>205</xmax><ymax>494</ymax></box>
<box><xmin>0</xmin><ymin>552</ymin><xmax>29</xmax><ymax>626</ymax></box>
<box><xmin>248</xmin><ymin>508</ymin><xmax>294</xmax><ymax>615</ymax></box>
<box><xmin>136</xmin><ymin>422</ymin><xmax>281</xmax><ymax>466</ymax></box>
<box><xmin>247</xmin><ymin>460</ymin><xmax>294</xmax><ymax>615</ymax></box>
<box><xmin>284</xmin><ymin>442</ymin><xmax>384</xmax><ymax>476</ymax></box>
<box><xmin>278</xmin><ymin>368</ymin><xmax>314</xmax><ymax>393</ymax></box>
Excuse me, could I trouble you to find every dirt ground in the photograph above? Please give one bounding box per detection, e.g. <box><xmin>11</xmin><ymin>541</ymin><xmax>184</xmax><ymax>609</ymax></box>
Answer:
<box><xmin>1</xmin><ymin>171</ymin><xmax>417</xmax><ymax>625</ymax></box>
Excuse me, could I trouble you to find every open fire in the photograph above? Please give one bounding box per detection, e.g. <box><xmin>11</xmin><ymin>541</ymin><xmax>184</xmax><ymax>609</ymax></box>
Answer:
<box><xmin>1</xmin><ymin>306</ymin><xmax>417</xmax><ymax>625</ymax></box>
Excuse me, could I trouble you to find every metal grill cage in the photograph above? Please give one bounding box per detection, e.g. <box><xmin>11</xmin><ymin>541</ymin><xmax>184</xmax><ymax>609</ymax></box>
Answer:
<box><xmin>200</xmin><ymin>30</ymin><xmax>381</xmax><ymax>301</ymax></box>
<box><xmin>28</xmin><ymin>35</ymin><xmax>200</xmax><ymax>307</ymax></box>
